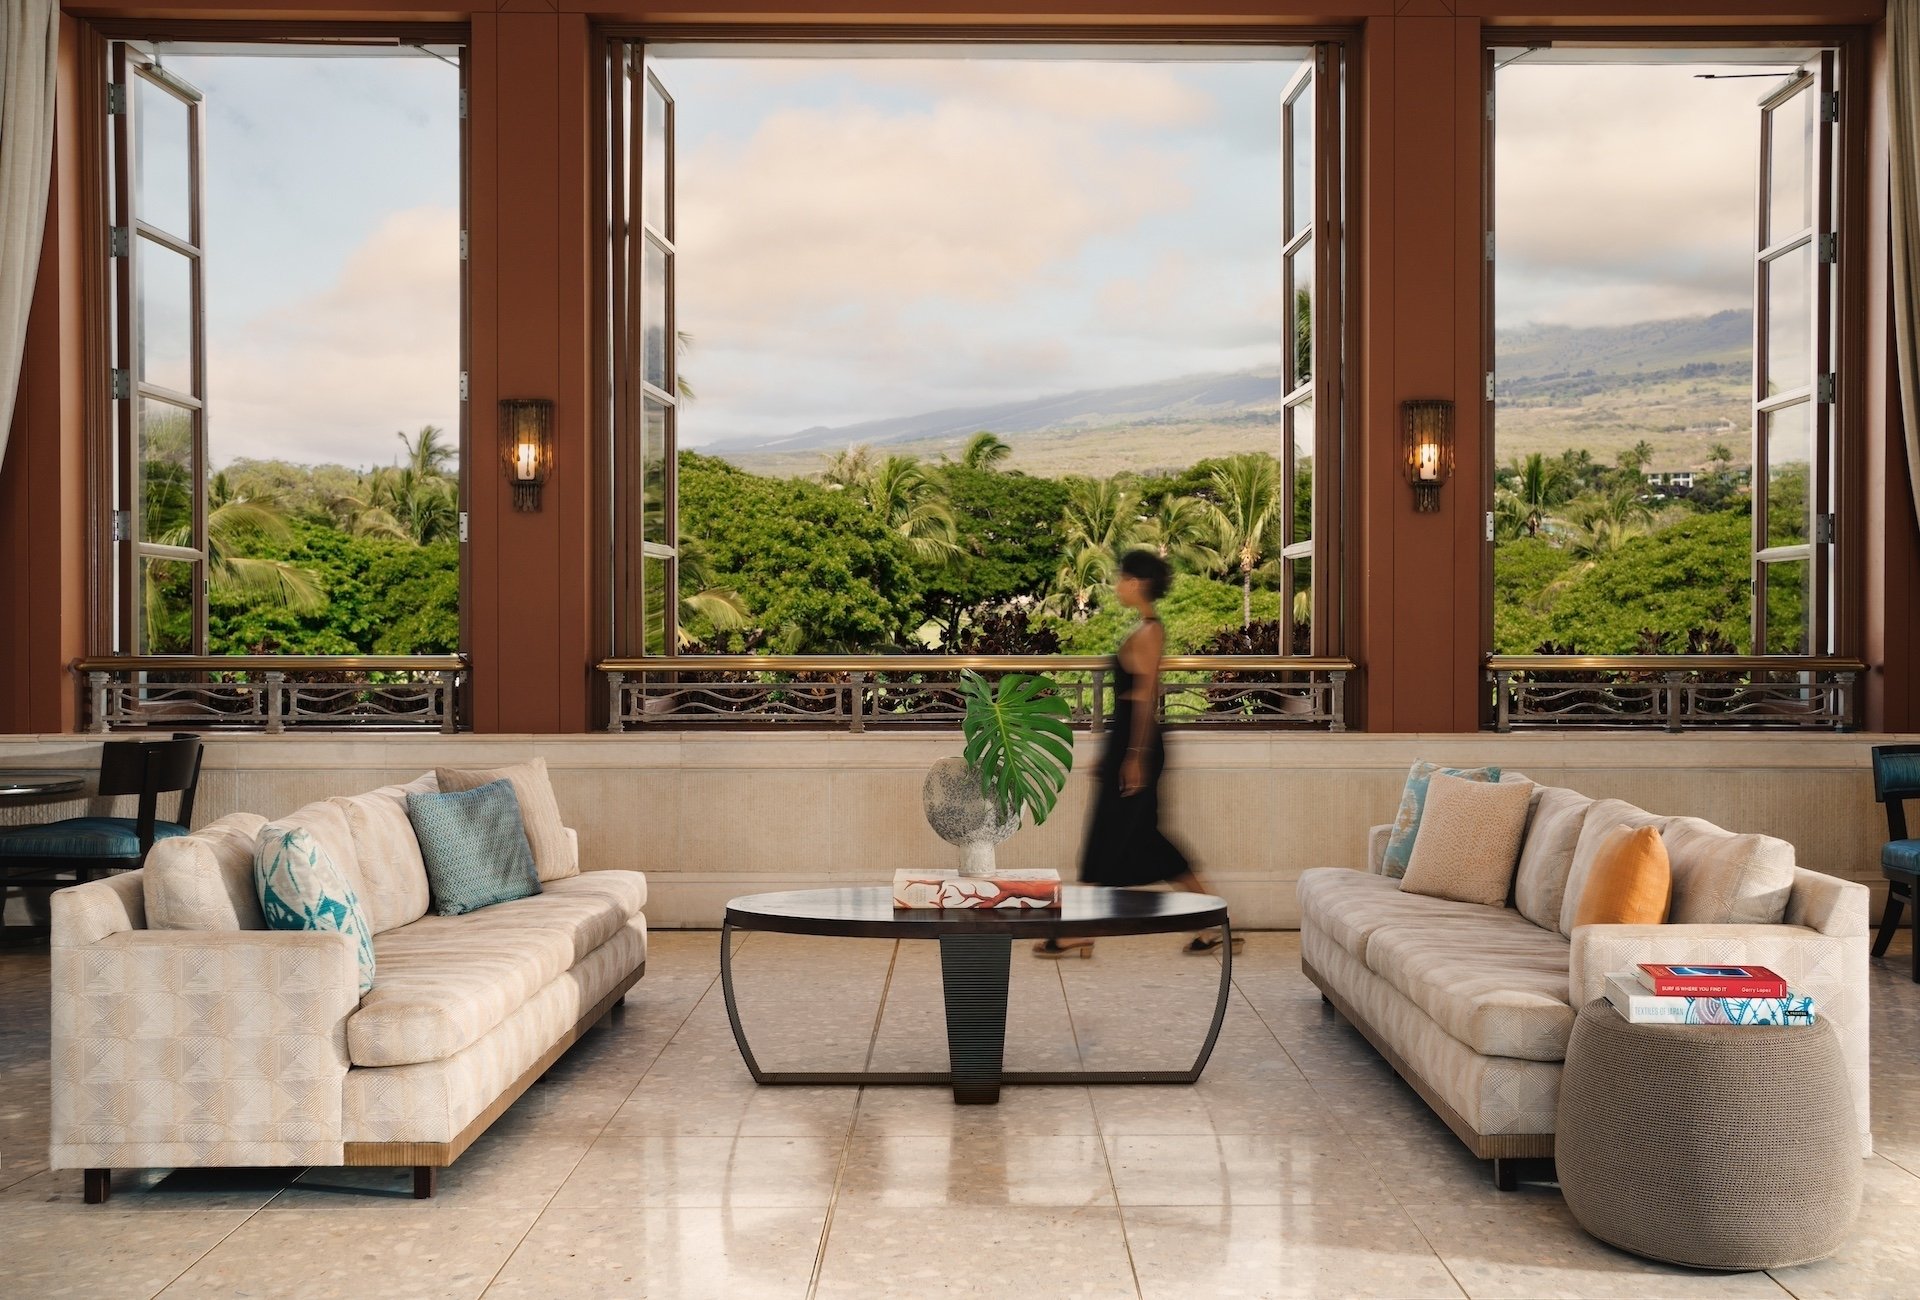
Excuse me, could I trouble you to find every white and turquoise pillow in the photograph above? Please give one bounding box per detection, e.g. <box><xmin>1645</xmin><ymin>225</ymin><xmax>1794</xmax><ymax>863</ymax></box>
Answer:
<box><xmin>1380</xmin><ymin>760</ymin><xmax>1502</xmax><ymax>878</ymax></box>
<box><xmin>406</xmin><ymin>779</ymin><xmax>540</xmax><ymax>917</ymax></box>
<box><xmin>255</xmin><ymin>825</ymin><xmax>377</xmax><ymax>994</ymax></box>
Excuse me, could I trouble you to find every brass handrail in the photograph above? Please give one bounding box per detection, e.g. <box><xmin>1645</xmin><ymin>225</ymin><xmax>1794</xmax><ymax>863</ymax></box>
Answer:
<box><xmin>1486</xmin><ymin>655</ymin><xmax>1864</xmax><ymax>673</ymax></box>
<box><xmin>74</xmin><ymin>655</ymin><xmax>467</xmax><ymax>672</ymax></box>
<box><xmin>599</xmin><ymin>655</ymin><xmax>1356</xmax><ymax>673</ymax></box>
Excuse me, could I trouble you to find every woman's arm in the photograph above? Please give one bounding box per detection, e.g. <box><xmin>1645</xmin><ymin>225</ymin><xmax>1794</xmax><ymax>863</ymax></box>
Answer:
<box><xmin>1120</xmin><ymin>621</ymin><xmax>1164</xmax><ymax>793</ymax></box>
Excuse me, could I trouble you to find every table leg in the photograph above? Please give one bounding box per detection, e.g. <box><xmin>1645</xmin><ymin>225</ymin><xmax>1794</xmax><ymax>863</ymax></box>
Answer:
<box><xmin>719</xmin><ymin>921</ymin><xmax>768</xmax><ymax>1083</ymax></box>
<box><xmin>939</xmin><ymin>933</ymin><xmax>1011</xmax><ymax>1104</ymax></box>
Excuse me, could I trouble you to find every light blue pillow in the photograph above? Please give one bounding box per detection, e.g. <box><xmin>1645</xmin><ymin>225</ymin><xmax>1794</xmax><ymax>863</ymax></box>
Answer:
<box><xmin>255</xmin><ymin>825</ymin><xmax>377</xmax><ymax>995</ymax></box>
<box><xmin>406</xmin><ymin>779</ymin><xmax>540</xmax><ymax>917</ymax></box>
<box><xmin>1380</xmin><ymin>761</ymin><xmax>1502</xmax><ymax>878</ymax></box>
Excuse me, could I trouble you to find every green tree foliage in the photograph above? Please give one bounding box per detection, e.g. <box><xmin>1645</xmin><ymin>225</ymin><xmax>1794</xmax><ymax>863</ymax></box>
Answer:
<box><xmin>1049</xmin><ymin>574</ymin><xmax>1281</xmax><ymax>655</ymax></box>
<box><xmin>916</xmin><ymin>465</ymin><xmax>1069</xmax><ymax>645</ymax></box>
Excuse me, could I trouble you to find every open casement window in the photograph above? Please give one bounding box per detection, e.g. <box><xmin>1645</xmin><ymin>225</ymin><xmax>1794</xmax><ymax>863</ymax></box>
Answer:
<box><xmin>612</xmin><ymin>45</ymin><xmax>678</xmax><ymax>656</ymax></box>
<box><xmin>1279</xmin><ymin>50</ymin><xmax>1339</xmax><ymax>655</ymax></box>
<box><xmin>1751</xmin><ymin>54</ymin><xmax>1836</xmax><ymax>656</ymax></box>
<box><xmin>111</xmin><ymin>47</ymin><xmax>209</xmax><ymax>654</ymax></box>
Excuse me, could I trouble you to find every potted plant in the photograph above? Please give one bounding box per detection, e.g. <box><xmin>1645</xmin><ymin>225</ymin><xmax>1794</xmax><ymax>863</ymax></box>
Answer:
<box><xmin>921</xmin><ymin>669</ymin><xmax>1074</xmax><ymax>877</ymax></box>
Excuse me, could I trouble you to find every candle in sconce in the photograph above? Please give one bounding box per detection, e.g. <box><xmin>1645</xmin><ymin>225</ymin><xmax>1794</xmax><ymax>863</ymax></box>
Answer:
<box><xmin>516</xmin><ymin>443</ymin><xmax>538</xmax><ymax>481</ymax></box>
<box><xmin>1416</xmin><ymin>442</ymin><xmax>1440</xmax><ymax>481</ymax></box>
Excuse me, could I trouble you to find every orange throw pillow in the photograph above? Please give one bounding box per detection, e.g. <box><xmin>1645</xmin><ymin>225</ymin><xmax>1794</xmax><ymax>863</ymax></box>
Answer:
<box><xmin>1571</xmin><ymin>824</ymin><xmax>1672</xmax><ymax>927</ymax></box>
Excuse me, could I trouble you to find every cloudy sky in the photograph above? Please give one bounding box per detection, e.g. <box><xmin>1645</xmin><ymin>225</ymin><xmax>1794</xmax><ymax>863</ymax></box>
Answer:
<box><xmin>174</xmin><ymin>48</ymin><xmax>1803</xmax><ymax>469</ymax></box>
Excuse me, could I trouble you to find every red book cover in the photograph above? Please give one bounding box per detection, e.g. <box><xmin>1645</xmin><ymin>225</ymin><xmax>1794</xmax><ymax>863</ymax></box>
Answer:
<box><xmin>1636</xmin><ymin>963</ymin><xmax>1788</xmax><ymax>998</ymax></box>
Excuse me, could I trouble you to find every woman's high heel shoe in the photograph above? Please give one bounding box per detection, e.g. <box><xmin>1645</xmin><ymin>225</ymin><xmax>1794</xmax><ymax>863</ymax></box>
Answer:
<box><xmin>1033</xmin><ymin>938</ymin><xmax>1093</xmax><ymax>958</ymax></box>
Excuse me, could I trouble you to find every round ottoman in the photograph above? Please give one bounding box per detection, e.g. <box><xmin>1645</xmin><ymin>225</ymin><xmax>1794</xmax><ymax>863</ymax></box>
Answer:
<box><xmin>1556</xmin><ymin>998</ymin><xmax>1861</xmax><ymax>1270</ymax></box>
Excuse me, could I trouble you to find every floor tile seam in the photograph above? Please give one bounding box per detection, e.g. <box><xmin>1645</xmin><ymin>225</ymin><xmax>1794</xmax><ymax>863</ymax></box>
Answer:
<box><xmin>149</xmin><ymin>1194</ymin><xmax>274</xmax><ymax>1299</ymax></box>
<box><xmin>479</xmin><ymin>961</ymin><xmax>727</xmax><ymax>1298</ymax></box>
<box><xmin>806</xmin><ymin>941</ymin><xmax>898</xmax><ymax>1300</ymax></box>
<box><xmin>1083</xmin><ymin>1005</ymin><xmax>1145</xmax><ymax>1300</ymax></box>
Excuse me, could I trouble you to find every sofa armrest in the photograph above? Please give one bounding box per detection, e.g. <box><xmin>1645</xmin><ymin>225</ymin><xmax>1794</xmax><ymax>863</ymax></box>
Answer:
<box><xmin>1367</xmin><ymin>824</ymin><xmax>1393</xmax><ymax>874</ymax></box>
<box><xmin>51</xmin><ymin>927</ymin><xmax>361</xmax><ymax>1169</ymax></box>
<box><xmin>1570</xmin><ymin>920</ymin><xmax>1871</xmax><ymax>1156</ymax></box>
<box><xmin>1783</xmin><ymin>868</ymin><xmax>1869</xmax><ymax>939</ymax></box>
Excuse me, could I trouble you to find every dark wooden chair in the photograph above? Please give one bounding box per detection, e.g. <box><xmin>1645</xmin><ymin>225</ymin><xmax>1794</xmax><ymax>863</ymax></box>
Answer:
<box><xmin>1870</xmin><ymin>742</ymin><xmax>1920</xmax><ymax>983</ymax></box>
<box><xmin>0</xmin><ymin>735</ymin><xmax>204</xmax><ymax>936</ymax></box>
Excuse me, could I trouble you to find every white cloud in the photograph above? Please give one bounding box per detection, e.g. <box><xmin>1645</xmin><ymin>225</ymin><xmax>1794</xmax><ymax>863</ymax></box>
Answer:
<box><xmin>207</xmin><ymin>206</ymin><xmax>461</xmax><ymax>468</ymax></box>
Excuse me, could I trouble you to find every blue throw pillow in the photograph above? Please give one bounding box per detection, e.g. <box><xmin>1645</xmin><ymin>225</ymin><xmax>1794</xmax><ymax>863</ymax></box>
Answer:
<box><xmin>1380</xmin><ymin>761</ymin><xmax>1502</xmax><ymax>878</ymax></box>
<box><xmin>407</xmin><ymin>779</ymin><xmax>540</xmax><ymax>916</ymax></box>
<box><xmin>255</xmin><ymin>825</ymin><xmax>377</xmax><ymax>995</ymax></box>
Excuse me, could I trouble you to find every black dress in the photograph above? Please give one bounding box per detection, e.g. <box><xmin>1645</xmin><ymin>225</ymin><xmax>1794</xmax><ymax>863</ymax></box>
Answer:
<box><xmin>1078</xmin><ymin>619</ymin><xmax>1192</xmax><ymax>887</ymax></box>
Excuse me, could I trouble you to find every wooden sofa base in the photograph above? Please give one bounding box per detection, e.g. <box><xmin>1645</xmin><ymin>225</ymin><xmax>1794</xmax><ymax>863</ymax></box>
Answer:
<box><xmin>1302</xmin><ymin>957</ymin><xmax>1555</xmax><ymax>1188</ymax></box>
<box><xmin>82</xmin><ymin>961</ymin><xmax>646</xmax><ymax>1204</ymax></box>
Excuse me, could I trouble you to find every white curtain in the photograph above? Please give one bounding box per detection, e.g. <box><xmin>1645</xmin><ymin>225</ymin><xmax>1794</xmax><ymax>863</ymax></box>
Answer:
<box><xmin>0</xmin><ymin>0</ymin><xmax>59</xmax><ymax>468</ymax></box>
<box><xmin>1895</xmin><ymin>1</ymin><xmax>1920</xmax><ymax>527</ymax></box>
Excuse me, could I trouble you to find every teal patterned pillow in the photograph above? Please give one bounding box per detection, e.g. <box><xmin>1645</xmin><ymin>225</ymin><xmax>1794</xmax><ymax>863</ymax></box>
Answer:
<box><xmin>406</xmin><ymin>779</ymin><xmax>540</xmax><ymax>916</ymax></box>
<box><xmin>255</xmin><ymin>825</ymin><xmax>376</xmax><ymax>994</ymax></box>
<box><xmin>1380</xmin><ymin>761</ymin><xmax>1502</xmax><ymax>878</ymax></box>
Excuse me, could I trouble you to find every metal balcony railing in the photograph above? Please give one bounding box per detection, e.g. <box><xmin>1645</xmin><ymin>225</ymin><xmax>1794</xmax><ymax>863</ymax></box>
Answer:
<box><xmin>73</xmin><ymin>656</ymin><xmax>466</xmax><ymax>734</ymax></box>
<box><xmin>599</xmin><ymin>655</ymin><xmax>1354</xmax><ymax>733</ymax></box>
<box><xmin>1486</xmin><ymin>656</ymin><xmax>1864</xmax><ymax>732</ymax></box>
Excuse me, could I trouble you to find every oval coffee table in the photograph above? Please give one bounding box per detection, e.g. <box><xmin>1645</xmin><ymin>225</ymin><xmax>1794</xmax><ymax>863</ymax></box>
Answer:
<box><xmin>721</xmin><ymin>885</ymin><xmax>1232</xmax><ymax>1104</ymax></box>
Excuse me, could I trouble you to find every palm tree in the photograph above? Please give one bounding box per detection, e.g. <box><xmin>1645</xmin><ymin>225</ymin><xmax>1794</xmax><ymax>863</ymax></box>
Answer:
<box><xmin>1506</xmin><ymin>452</ymin><xmax>1573</xmax><ymax>538</ymax></box>
<box><xmin>1206</xmin><ymin>454</ymin><xmax>1283</xmax><ymax>628</ymax></box>
<box><xmin>147</xmin><ymin>474</ymin><xmax>327</xmax><ymax>632</ymax></box>
<box><xmin>959</xmin><ymin>431</ymin><xmax>1012</xmax><ymax>471</ymax></box>
<box><xmin>1046</xmin><ymin>541</ymin><xmax>1116</xmax><ymax>620</ymax></box>
<box><xmin>398</xmin><ymin>425</ymin><xmax>456</xmax><ymax>479</ymax></box>
<box><xmin>860</xmin><ymin>455</ymin><xmax>961</xmax><ymax>566</ymax></box>
<box><xmin>1060</xmin><ymin>475</ymin><xmax>1136</xmax><ymax>557</ymax></box>
<box><xmin>1616</xmin><ymin>439</ymin><xmax>1656</xmax><ymax>476</ymax></box>
<box><xmin>821</xmin><ymin>444</ymin><xmax>876</xmax><ymax>491</ymax></box>
<box><xmin>368</xmin><ymin>466</ymin><xmax>458</xmax><ymax>545</ymax></box>
<box><xmin>1136</xmin><ymin>494</ymin><xmax>1220</xmax><ymax>573</ymax></box>
<box><xmin>1708</xmin><ymin>443</ymin><xmax>1734</xmax><ymax>468</ymax></box>
<box><xmin>671</xmin><ymin>535</ymin><xmax>749</xmax><ymax>648</ymax></box>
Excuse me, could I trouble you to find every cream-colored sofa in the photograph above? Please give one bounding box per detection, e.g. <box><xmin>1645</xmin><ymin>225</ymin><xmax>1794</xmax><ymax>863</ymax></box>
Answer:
<box><xmin>1298</xmin><ymin>777</ymin><xmax>1870</xmax><ymax>1190</ymax></box>
<box><xmin>49</xmin><ymin>774</ymin><xmax>646</xmax><ymax>1202</ymax></box>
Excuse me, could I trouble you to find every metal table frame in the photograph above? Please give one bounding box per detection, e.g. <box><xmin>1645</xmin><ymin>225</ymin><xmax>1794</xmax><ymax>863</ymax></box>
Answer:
<box><xmin>719</xmin><ymin>891</ymin><xmax>1233</xmax><ymax>1105</ymax></box>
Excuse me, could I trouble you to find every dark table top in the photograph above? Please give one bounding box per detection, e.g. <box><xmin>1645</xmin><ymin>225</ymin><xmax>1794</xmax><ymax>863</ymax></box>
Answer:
<box><xmin>724</xmin><ymin>885</ymin><xmax>1228</xmax><ymax>939</ymax></box>
<box><xmin>0</xmin><ymin>771</ymin><xmax>89</xmax><ymax>805</ymax></box>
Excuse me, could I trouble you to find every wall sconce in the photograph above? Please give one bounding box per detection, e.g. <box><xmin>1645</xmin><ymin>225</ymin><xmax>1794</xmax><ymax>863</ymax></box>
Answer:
<box><xmin>500</xmin><ymin>398</ymin><xmax>554</xmax><ymax>512</ymax></box>
<box><xmin>1402</xmin><ymin>398</ymin><xmax>1454</xmax><ymax>513</ymax></box>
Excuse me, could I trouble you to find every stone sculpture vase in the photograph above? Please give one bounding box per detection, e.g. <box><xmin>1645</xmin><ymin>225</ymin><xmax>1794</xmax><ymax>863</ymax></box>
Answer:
<box><xmin>922</xmin><ymin>755</ymin><xmax>1021</xmax><ymax>877</ymax></box>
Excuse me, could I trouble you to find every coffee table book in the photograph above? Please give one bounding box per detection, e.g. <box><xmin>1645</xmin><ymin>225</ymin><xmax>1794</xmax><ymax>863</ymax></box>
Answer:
<box><xmin>892</xmin><ymin>869</ymin><xmax>1063</xmax><ymax>909</ymax></box>
<box><xmin>1604</xmin><ymin>973</ymin><xmax>1816</xmax><ymax>1026</ymax></box>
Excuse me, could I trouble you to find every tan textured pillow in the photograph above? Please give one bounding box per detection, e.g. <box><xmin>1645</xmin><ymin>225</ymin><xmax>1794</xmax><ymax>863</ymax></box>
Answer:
<box><xmin>1398</xmin><ymin>773</ymin><xmax>1536</xmax><ymax>907</ymax></box>
<box><xmin>144</xmin><ymin>812</ymin><xmax>270</xmax><ymax>930</ymax></box>
<box><xmin>1570</xmin><ymin>824</ymin><xmax>1671</xmax><ymax>928</ymax></box>
<box><xmin>1512</xmin><ymin>786</ymin><xmax>1593</xmax><ymax>930</ymax></box>
<box><xmin>434</xmin><ymin>757</ymin><xmax>576</xmax><ymax>881</ymax></box>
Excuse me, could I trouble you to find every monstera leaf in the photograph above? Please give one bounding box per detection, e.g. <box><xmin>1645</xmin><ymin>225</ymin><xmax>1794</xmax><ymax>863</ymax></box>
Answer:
<box><xmin>959</xmin><ymin>669</ymin><xmax>1074</xmax><ymax>826</ymax></box>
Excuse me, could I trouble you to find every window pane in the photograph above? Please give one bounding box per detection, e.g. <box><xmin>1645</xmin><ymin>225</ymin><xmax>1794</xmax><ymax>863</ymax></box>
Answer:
<box><xmin>139</xmin><ymin>398</ymin><xmax>195</xmax><ymax>545</ymax></box>
<box><xmin>642</xmin><ymin>397</ymin><xmax>669</xmax><ymax>547</ymax></box>
<box><xmin>644</xmin><ymin>78</ymin><xmax>669</xmax><ymax>237</ymax></box>
<box><xmin>642</xmin><ymin>554</ymin><xmax>670</xmax><ymax>655</ymax></box>
<box><xmin>140</xmin><ymin>557</ymin><xmax>194</xmax><ymax>653</ymax></box>
<box><xmin>1762</xmin><ymin>559</ymin><xmax>1809</xmax><ymax>654</ymax></box>
<box><xmin>1764</xmin><ymin>245</ymin><xmax>1811</xmax><ymax>396</ymax></box>
<box><xmin>136</xmin><ymin>75</ymin><xmax>192</xmax><ymax>240</ymax></box>
<box><xmin>1767</xmin><ymin>85</ymin><xmax>1813</xmax><ymax>246</ymax></box>
<box><xmin>139</xmin><ymin>238</ymin><xmax>195</xmax><ymax>395</ymax></box>
<box><xmin>1764</xmin><ymin>402</ymin><xmax>1812</xmax><ymax>548</ymax></box>
<box><xmin>643</xmin><ymin>238</ymin><xmax>670</xmax><ymax>393</ymax></box>
<box><xmin>1288</xmin><ymin>245</ymin><xmax>1314</xmax><ymax>391</ymax></box>
<box><xmin>1290</xmin><ymin>401</ymin><xmax>1314</xmax><ymax>547</ymax></box>
<box><xmin>1289</xmin><ymin>557</ymin><xmax>1311</xmax><ymax>652</ymax></box>
<box><xmin>1288</xmin><ymin>80</ymin><xmax>1314</xmax><ymax>240</ymax></box>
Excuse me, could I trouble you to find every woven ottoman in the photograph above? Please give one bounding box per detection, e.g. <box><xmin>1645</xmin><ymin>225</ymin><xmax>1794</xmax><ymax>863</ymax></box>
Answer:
<box><xmin>1556</xmin><ymin>999</ymin><xmax>1861</xmax><ymax>1270</ymax></box>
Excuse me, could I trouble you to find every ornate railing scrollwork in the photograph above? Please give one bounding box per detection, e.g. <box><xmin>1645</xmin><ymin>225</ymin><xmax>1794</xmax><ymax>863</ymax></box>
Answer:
<box><xmin>1486</xmin><ymin>656</ymin><xmax>1863</xmax><ymax>732</ymax></box>
<box><xmin>73</xmin><ymin>656</ymin><xmax>466</xmax><ymax>734</ymax></box>
<box><xmin>599</xmin><ymin>655</ymin><xmax>1353</xmax><ymax>733</ymax></box>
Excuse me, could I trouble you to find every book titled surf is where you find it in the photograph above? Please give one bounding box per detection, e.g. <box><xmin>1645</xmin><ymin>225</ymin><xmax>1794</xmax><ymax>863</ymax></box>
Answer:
<box><xmin>1636</xmin><ymin>963</ymin><xmax>1788</xmax><ymax>998</ymax></box>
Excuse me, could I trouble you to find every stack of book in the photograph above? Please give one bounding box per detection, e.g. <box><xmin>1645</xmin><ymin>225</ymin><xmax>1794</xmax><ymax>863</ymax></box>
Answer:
<box><xmin>1603</xmin><ymin>963</ymin><xmax>1817</xmax><ymax>1026</ymax></box>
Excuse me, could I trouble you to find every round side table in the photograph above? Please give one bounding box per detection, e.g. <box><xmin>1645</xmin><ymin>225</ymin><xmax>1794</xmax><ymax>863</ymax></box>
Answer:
<box><xmin>1555</xmin><ymin>998</ymin><xmax>1861</xmax><ymax>1271</ymax></box>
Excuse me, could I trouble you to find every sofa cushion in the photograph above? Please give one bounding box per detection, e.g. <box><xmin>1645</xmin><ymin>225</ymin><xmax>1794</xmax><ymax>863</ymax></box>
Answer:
<box><xmin>1659</xmin><ymin>816</ymin><xmax>1796</xmax><ymax>926</ymax></box>
<box><xmin>331</xmin><ymin>773</ymin><xmax>436</xmax><ymax>935</ymax></box>
<box><xmin>255</xmin><ymin>824</ymin><xmax>377</xmax><ymax>995</ymax></box>
<box><xmin>346</xmin><ymin>869</ymin><xmax>648</xmax><ymax>1067</ymax></box>
<box><xmin>1513</xmin><ymin>786</ymin><xmax>1592</xmax><ymax>931</ymax></box>
<box><xmin>1365</xmin><ymin>917</ymin><xmax>1577</xmax><ymax>1062</ymax></box>
<box><xmin>1570</xmin><ymin>824</ymin><xmax>1672</xmax><ymax>927</ymax></box>
<box><xmin>435</xmin><ymin>757</ymin><xmax>576</xmax><ymax>882</ymax></box>
<box><xmin>143</xmin><ymin>812</ymin><xmax>270</xmax><ymax>930</ymax></box>
<box><xmin>408</xmin><ymin>781</ymin><xmax>541</xmax><ymax>916</ymax></box>
<box><xmin>1559</xmin><ymin>799</ymin><xmax>1669</xmax><ymax>937</ymax></box>
<box><xmin>1297</xmin><ymin>867</ymin><xmax>1533</xmax><ymax>966</ymax></box>
<box><xmin>1380</xmin><ymin>761</ymin><xmax>1502</xmax><ymax>878</ymax></box>
<box><xmin>1400</xmin><ymin>774</ymin><xmax>1535</xmax><ymax>907</ymax></box>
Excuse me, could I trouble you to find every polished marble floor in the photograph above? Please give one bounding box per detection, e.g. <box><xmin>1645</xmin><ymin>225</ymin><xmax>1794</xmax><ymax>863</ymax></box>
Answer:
<box><xmin>3</xmin><ymin>929</ymin><xmax>1918</xmax><ymax>1299</ymax></box>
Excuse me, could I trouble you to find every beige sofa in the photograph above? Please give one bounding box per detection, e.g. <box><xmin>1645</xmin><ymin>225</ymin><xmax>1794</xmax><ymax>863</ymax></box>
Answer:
<box><xmin>49</xmin><ymin>773</ymin><xmax>646</xmax><ymax>1202</ymax></box>
<box><xmin>1298</xmin><ymin>777</ymin><xmax>1870</xmax><ymax>1190</ymax></box>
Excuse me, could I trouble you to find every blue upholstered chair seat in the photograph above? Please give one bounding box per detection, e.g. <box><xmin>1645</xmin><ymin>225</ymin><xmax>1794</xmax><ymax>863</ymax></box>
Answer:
<box><xmin>0</xmin><ymin>817</ymin><xmax>188</xmax><ymax>860</ymax></box>
<box><xmin>1884</xmin><ymin>839</ymin><xmax>1920</xmax><ymax>874</ymax></box>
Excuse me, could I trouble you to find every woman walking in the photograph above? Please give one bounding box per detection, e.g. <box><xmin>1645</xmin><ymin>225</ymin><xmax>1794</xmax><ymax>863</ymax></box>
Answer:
<box><xmin>1035</xmin><ymin>549</ymin><xmax>1236</xmax><ymax>958</ymax></box>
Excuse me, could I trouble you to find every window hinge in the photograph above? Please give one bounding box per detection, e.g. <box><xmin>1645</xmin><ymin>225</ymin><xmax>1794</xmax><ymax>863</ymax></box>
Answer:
<box><xmin>1817</xmin><ymin>372</ymin><xmax>1837</xmax><ymax>403</ymax></box>
<box><xmin>109</xmin><ymin>226</ymin><xmax>130</xmax><ymax>257</ymax></box>
<box><xmin>1484</xmin><ymin>231</ymin><xmax>1495</xmax><ymax>262</ymax></box>
<box><xmin>110</xmin><ymin>368</ymin><xmax>130</xmax><ymax>400</ymax></box>
<box><xmin>111</xmin><ymin>510</ymin><xmax>130</xmax><ymax>542</ymax></box>
<box><xmin>1820</xmin><ymin>90</ymin><xmax>1839</xmax><ymax>124</ymax></box>
<box><xmin>459</xmin><ymin>88</ymin><xmax>469</xmax><ymax>120</ymax></box>
<box><xmin>459</xmin><ymin>372</ymin><xmax>469</xmax><ymax>401</ymax></box>
<box><xmin>107</xmin><ymin>83</ymin><xmax>125</xmax><ymax>115</ymax></box>
<box><xmin>1486</xmin><ymin>90</ymin><xmax>1495</xmax><ymax>122</ymax></box>
<box><xmin>458</xmin><ymin>511</ymin><xmax>469</xmax><ymax>543</ymax></box>
<box><xmin>1814</xmin><ymin>512</ymin><xmax>1836</xmax><ymax>544</ymax></box>
<box><xmin>459</xmin><ymin>230</ymin><xmax>468</xmax><ymax>260</ymax></box>
<box><xmin>1485</xmin><ymin>371</ymin><xmax>1496</xmax><ymax>401</ymax></box>
<box><xmin>1484</xmin><ymin>510</ymin><xmax>1495</xmax><ymax>543</ymax></box>
<box><xmin>1818</xmin><ymin>232</ymin><xmax>1838</xmax><ymax>264</ymax></box>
